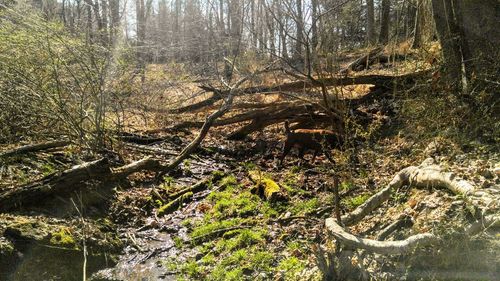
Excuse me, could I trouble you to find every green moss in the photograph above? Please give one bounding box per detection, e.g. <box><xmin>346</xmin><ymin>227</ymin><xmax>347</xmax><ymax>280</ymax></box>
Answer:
<box><xmin>41</xmin><ymin>162</ymin><xmax>56</xmax><ymax>176</ymax></box>
<box><xmin>6</xmin><ymin>219</ymin><xmax>50</xmax><ymax>241</ymax></box>
<box><xmin>159</xmin><ymin>176</ymin><xmax>176</xmax><ymax>193</ymax></box>
<box><xmin>191</xmin><ymin>218</ymin><xmax>242</xmax><ymax>239</ymax></box>
<box><xmin>0</xmin><ymin>238</ymin><xmax>15</xmax><ymax>256</ymax></box>
<box><xmin>173</xmin><ymin>236</ymin><xmax>184</xmax><ymax>248</ymax></box>
<box><xmin>343</xmin><ymin>193</ymin><xmax>371</xmax><ymax>209</ymax></box>
<box><xmin>342</xmin><ymin>194</ymin><xmax>371</xmax><ymax>209</ymax></box>
<box><xmin>50</xmin><ymin>227</ymin><xmax>76</xmax><ymax>248</ymax></box>
<box><xmin>201</xmin><ymin>253</ymin><xmax>215</xmax><ymax>265</ymax></box>
<box><xmin>211</xmin><ymin>170</ymin><xmax>225</xmax><ymax>180</ymax></box>
<box><xmin>219</xmin><ymin>175</ymin><xmax>238</xmax><ymax>189</ymax></box>
<box><xmin>277</xmin><ymin>257</ymin><xmax>306</xmax><ymax>280</ymax></box>
<box><xmin>157</xmin><ymin>191</ymin><xmax>193</xmax><ymax>216</ymax></box>
<box><xmin>211</xmin><ymin>265</ymin><xmax>243</xmax><ymax>281</ymax></box>
<box><xmin>181</xmin><ymin>260</ymin><xmax>202</xmax><ymax>278</ymax></box>
<box><xmin>340</xmin><ymin>181</ymin><xmax>355</xmax><ymax>192</ymax></box>
<box><xmin>291</xmin><ymin>198</ymin><xmax>320</xmax><ymax>215</ymax></box>
<box><xmin>219</xmin><ymin>229</ymin><xmax>265</xmax><ymax>251</ymax></box>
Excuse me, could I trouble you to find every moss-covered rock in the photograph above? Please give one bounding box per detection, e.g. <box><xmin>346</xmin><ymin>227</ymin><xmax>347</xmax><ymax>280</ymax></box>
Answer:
<box><xmin>248</xmin><ymin>170</ymin><xmax>281</xmax><ymax>200</ymax></box>
<box><xmin>4</xmin><ymin>218</ymin><xmax>51</xmax><ymax>243</ymax></box>
<box><xmin>50</xmin><ymin>227</ymin><xmax>77</xmax><ymax>248</ymax></box>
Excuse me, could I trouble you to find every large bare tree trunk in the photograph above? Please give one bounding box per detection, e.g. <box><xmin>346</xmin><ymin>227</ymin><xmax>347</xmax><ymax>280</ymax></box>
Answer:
<box><xmin>431</xmin><ymin>0</ymin><xmax>463</xmax><ymax>91</ymax></box>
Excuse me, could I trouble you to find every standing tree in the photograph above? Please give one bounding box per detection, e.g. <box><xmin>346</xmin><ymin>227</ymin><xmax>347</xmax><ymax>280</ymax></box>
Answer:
<box><xmin>366</xmin><ymin>0</ymin><xmax>375</xmax><ymax>45</ymax></box>
<box><xmin>378</xmin><ymin>0</ymin><xmax>390</xmax><ymax>44</ymax></box>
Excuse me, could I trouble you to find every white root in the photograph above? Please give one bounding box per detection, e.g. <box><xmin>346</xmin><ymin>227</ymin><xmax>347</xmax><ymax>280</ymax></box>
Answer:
<box><xmin>327</xmin><ymin>158</ymin><xmax>498</xmax><ymax>255</ymax></box>
<box><xmin>341</xmin><ymin>158</ymin><xmax>483</xmax><ymax>226</ymax></box>
<box><xmin>325</xmin><ymin>218</ymin><xmax>438</xmax><ymax>255</ymax></box>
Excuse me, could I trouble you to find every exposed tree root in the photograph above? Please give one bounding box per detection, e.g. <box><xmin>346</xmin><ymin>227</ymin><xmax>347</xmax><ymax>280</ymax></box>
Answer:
<box><xmin>325</xmin><ymin>218</ymin><xmax>438</xmax><ymax>255</ymax></box>
<box><xmin>326</xmin><ymin>158</ymin><xmax>498</xmax><ymax>258</ymax></box>
<box><xmin>341</xmin><ymin>158</ymin><xmax>482</xmax><ymax>226</ymax></box>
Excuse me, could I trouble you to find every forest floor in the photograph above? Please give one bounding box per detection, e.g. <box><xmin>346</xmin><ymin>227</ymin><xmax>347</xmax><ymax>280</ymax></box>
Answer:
<box><xmin>1</xmin><ymin>46</ymin><xmax>499</xmax><ymax>281</ymax></box>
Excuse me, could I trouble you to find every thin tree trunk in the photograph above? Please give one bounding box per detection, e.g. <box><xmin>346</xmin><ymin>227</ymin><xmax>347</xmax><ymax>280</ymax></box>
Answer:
<box><xmin>378</xmin><ymin>0</ymin><xmax>390</xmax><ymax>44</ymax></box>
<box><xmin>367</xmin><ymin>0</ymin><xmax>375</xmax><ymax>45</ymax></box>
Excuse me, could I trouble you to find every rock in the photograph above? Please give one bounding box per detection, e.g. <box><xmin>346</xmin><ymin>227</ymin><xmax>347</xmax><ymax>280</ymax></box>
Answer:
<box><xmin>493</xmin><ymin>167</ymin><xmax>500</xmax><ymax>177</ymax></box>
<box><xmin>479</xmin><ymin>169</ymin><xmax>494</xmax><ymax>179</ymax></box>
<box><xmin>481</xmin><ymin>180</ymin><xmax>492</xmax><ymax>189</ymax></box>
<box><xmin>424</xmin><ymin>141</ymin><xmax>439</xmax><ymax>156</ymax></box>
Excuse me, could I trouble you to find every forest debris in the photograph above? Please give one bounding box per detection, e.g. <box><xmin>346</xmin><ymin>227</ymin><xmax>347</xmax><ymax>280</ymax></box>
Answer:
<box><xmin>157</xmin><ymin>192</ymin><xmax>193</xmax><ymax>216</ymax></box>
<box><xmin>465</xmin><ymin>214</ymin><xmax>500</xmax><ymax>236</ymax></box>
<box><xmin>167</xmin><ymin>172</ymin><xmax>225</xmax><ymax>201</ymax></box>
<box><xmin>325</xmin><ymin>218</ymin><xmax>438</xmax><ymax>255</ymax></box>
<box><xmin>248</xmin><ymin>170</ymin><xmax>281</xmax><ymax>200</ymax></box>
<box><xmin>202</xmin><ymin>70</ymin><xmax>430</xmax><ymax>98</ymax></box>
<box><xmin>124</xmin><ymin>143</ymin><xmax>178</xmax><ymax>156</ymax></box>
<box><xmin>0</xmin><ymin>140</ymin><xmax>70</xmax><ymax>159</ymax></box>
<box><xmin>376</xmin><ymin>215</ymin><xmax>413</xmax><ymax>241</ymax></box>
<box><xmin>342</xmin><ymin>47</ymin><xmax>384</xmax><ymax>72</ymax></box>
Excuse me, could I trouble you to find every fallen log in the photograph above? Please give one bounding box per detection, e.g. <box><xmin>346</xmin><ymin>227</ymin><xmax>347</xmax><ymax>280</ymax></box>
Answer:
<box><xmin>325</xmin><ymin>218</ymin><xmax>438</xmax><ymax>255</ymax></box>
<box><xmin>171</xmin><ymin>92</ymin><xmax>223</xmax><ymax>114</ymax></box>
<box><xmin>170</xmin><ymin>70</ymin><xmax>430</xmax><ymax>114</ymax></box>
<box><xmin>203</xmin><ymin>70</ymin><xmax>430</xmax><ymax>99</ymax></box>
<box><xmin>166</xmin><ymin>101</ymin><xmax>318</xmax><ymax>132</ymax></box>
<box><xmin>0</xmin><ymin>140</ymin><xmax>70</xmax><ymax>159</ymax></box>
<box><xmin>167</xmin><ymin>172</ymin><xmax>225</xmax><ymax>201</ymax></box>
<box><xmin>343</xmin><ymin>47</ymin><xmax>384</xmax><ymax>72</ymax></box>
<box><xmin>116</xmin><ymin>132</ymin><xmax>165</xmax><ymax>145</ymax></box>
<box><xmin>0</xmin><ymin>158</ymin><xmax>111</xmax><ymax>212</ymax></box>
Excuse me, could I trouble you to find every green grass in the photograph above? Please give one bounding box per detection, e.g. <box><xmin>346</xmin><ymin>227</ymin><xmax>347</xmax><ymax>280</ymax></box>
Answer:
<box><xmin>343</xmin><ymin>193</ymin><xmax>371</xmax><ymax>209</ymax></box>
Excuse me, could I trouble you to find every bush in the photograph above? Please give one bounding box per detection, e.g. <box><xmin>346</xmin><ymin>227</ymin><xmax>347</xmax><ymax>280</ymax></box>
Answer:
<box><xmin>0</xmin><ymin>8</ymin><xmax>133</xmax><ymax>150</ymax></box>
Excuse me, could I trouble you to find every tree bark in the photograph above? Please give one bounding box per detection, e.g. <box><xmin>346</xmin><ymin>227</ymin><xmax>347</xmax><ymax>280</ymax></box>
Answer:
<box><xmin>366</xmin><ymin>0</ymin><xmax>375</xmax><ymax>45</ymax></box>
<box><xmin>378</xmin><ymin>0</ymin><xmax>390</xmax><ymax>44</ymax></box>
<box><xmin>411</xmin><ymin>0</ymin><xmax>423</xmax><ymax>48</ymax></box>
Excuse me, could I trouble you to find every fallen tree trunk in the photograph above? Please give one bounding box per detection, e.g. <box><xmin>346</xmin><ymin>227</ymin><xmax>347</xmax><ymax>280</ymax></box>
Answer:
<box><xmin>0</xmin><ymin>158</ymin><xmax>111</xmax><ymax>212</ymax></box>
<box><xmin>116</xmin><ymin>132</ymin><xmax>165</xmax><ymax>145</ymax></box>
<box><xmin>325</xmin><ymin>218</ymin><xmax>438</xmax><ymax>255</ymax></box>
<box><xmin>166</xmin><ymin>101</ymin><xmax>321</xmax><ymax>133</ymax></box>
<box><xmin>0</xmin><ymin>140</ymin><xmax>70</xmax><ymax>159</ymax></box>
<box><xmin>167</xmin><ymin>172</ymin><xmax>225</xmax><ymax>201</ymax></box>
<box><xmin>343</xmin><ymin>47</ymin><xmax>384</xmax><ymax>72</ymax></box>
<box><xmin>202</xmin><ymin>70</ymin><xmax>430</xmax><ymax>99</ymax></box>
<box><xmin>171</xmin><ymin>70</ymin><xmax>431</xmax><ymax>114</ymax></box>
<box><xmin>171</xmin><ymin>92</ymin><xmax>223</xmax><ymax>114</ymax></box>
